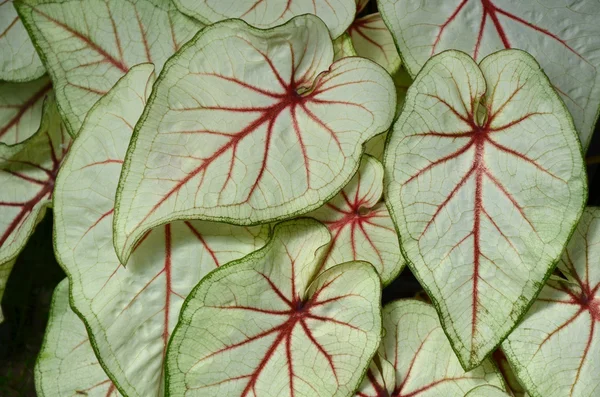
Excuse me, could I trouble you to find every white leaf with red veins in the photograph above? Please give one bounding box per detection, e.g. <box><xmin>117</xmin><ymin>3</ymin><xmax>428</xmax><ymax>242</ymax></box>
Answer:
<box><xmin>503</xmin><ymin>207</ymin><xmax>600</xmax><ymax>397</ymax></box>
<box><xmin>35</xmin><ymin>279</ymin><xmax>121</xmax><ymax>397</ymax></box>
<box><xmin>166</xmin><ymin>219</ymin><xmax>382</xmax><ymax>397</ymax></box>
<box><xmin>0</xmin><ymin>259</ymin><xmax>16</xmax><ymax>323</ymax></box>
<box><xmin>378</xmin><ymin>0</ymin><xmax>600</xmax><ymax>149</ymax></box>
<box><xmin>384</xmin><ymin>50</ymin><xmax>586</xmax><ymax>369</ymax></box>
<box><xmin>0</xmin><ymin>76</ymin><xmax>52</xmax><ymax>148</ymax></box>
<box><xmin>354</xmin><ymin>354</ymin><xmax>396</xmax><ymax>397</ymax></box>
<box><xmin>308</xmin><ymin>155</ymin><xmax>404</xmax><ymax>285</ymax></box>
<box><xmin>0</xmin><ymin>95</ymin><xmax>69</xmax><ymax>265</ymax></box>
<box><xmin>466</xmin><ymin>385</ymin><xmax>512</xmax><ymax>397</ymax></box>
<box><xmin>333</xmin><ymin>33</ymin><xmax>357</xmax><ymax>61</ymax></box>
<box><xmin>381</xmin><ymin>300</ymin><xmax>505</xmax><ymax>397</ymax></box>
<box><xmin>114</xmin><ymin>15</ymin><xmax>396</xmax><ymax>264</ymax></box>
<box><xmin>349</xmin><ymin>13</ymin><xmax>401</xmax><ymax>74</ymax></box>
<box><xmin>173</xmin><ymin>0</ymin><xmax>355</xmax><ymax>38</ymax></box>
<box><xmin>356</xmin><ymin>0</ymin><xmax>370</xmax><ymax>14</ymax></box>
<box><xmin>0</xmin><ymin>0</ymin><xmax>45</xmax><ymax>82</ymax></box>
<box><xmin>53</xmin><ymin>64</ymin><xmax>269</xmax><ymax>397</ymax></box>
<box><xmin>16</xmin><ymin>0</ymin><xmax>204</xmax><ymax>136</ymax></box>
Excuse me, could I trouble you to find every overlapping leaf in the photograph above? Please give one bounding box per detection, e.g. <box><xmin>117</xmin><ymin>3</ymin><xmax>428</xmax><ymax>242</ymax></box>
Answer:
<box><xmin>172</xmin><ymin>0</ymin><xmax>355</xmax><ymax>38</ymax></box>
<box><xmin>333</xmin><ymin>33</ymin><xmax>357</xmax><ymax>61</ymax></box>
<box><xmin>308</xmin><ymin>155</ymin><xmax>404</xmax><ymax>285</ymax></box>
<box><xmin>16</xmin><ymin>0</ymin><xmax>204</xmax><ymax>135</ymax></box>
<box><xmin>503</xmin><ymin>207</ymin><xmax>600</xmax><ymax>397</ymax></box>
<box><xmin>0</xmin><ymin>94</ymin><xmax>69</xmax><ymax>265</ymax></box>
<box><xmin>166</xmin><ymin>219</ymin><xmax>382</xmax><ymax>397</ymax></box>
<box><xmin>348</xmin><ymin>13</ymin><xmax>400</xmax><ymax>74</ymax></box>
<box><xmin>384</xmin><ymin>50</ymin><xmax>586</xmax><ymax>369</ymax></box>
<box><xmin>114</xmin><ymin>15</ymin><xmax>396</xmax><ymax>264</ymax></box>
<box><xmin>0</xmin><ymin>259</ymin><xmax>16</xmax><ymax>323</ymax></box>
<box><xmin>35</xmin><ymin>279</ymin><xmax>121</xmax><ymax>397</ymax></box>
<box><xmin>0</xmin><ymin>0</ymin><xmax>45</xmax><ymax>82</ymax></box>
<box><xmin>492</xmin><ymin>350</ymin><xmax>528</xmax><ymax>397</ymax></box>
<box><xmin>466</xmin><ymin>385</ymin><xmax>511</xmax><ymax>397</ymax></box>
<box><xmin>354</xmin><ymin>354</ymin><xmax>395</xmax><ymax>397</ymax></box>
<box><xmin>53</xmin><ymin>64</ymin><xmax>269</xmax><ymax>397</ymax></box>
<box><xmin>378</xmin><ymin>0</ymin><xmax>600</xmax><ymax>149</ymax></box>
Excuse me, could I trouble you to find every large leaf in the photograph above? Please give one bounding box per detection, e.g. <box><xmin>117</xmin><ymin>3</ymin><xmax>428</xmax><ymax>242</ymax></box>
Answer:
<box><xmin>114</xmin><ymin>15</ymin><xmax>396</xmax><ymax>264</ymax></box>
<box><xmin>0</xmin><ymin>0</ymin><xmax>45</xmax><ymax>82</ymax></box>
<box><xmin>0</xmin><ymin>95</ymin><xmax>69</xmax><ymax>265</ymax></box>
<box><xmin>0</xmin><ymin>76</ymin><xmax>52</xmax><ymax>146</ymax></box>
<box><xmin>308</xmin><ymin>155</ymin><xmax>404</xmax><ymax>285</ymax></box>
<box><xmin>348</xmin><ymin>13</ymin><xmax>401</xmax><ymax>74</ymax></box>
<box><xmin>16</xmin><ymin>0</ymin><xmax>204</xmax><ymax>136</ymax></box>
<box><xmin>0</xmin><ymin>259</ymin><xmax>16</xmax><ymax>323</ymax></box>
<box><xmin>378</xmin><ymin>0</ymin><xmax>600</xmax><ymax>149</ymax></box>
<box><xmin>35</xmin><ymin>279</ymin><xmax>121</xmax><ymax>397</ymax></box>
<box><xmin>172</xmin><ymin>0</ymin><xmax>355</xmax><ymax>38</ymax></box>
<box><xmin>502</xmin><ymin>207</ymin><xmax>600</xmax><ymax>397</ymax></box>
<box><xmin>380</xmin><ymin>300</ymin><xmax>505</xmax><ymax>396</ymax></box>
<box><xmin>384</xmin><ymin>50</ymin><xmax>587</xmax><ymax>369</ymax></box>
<box><xmin>466</xmin><ymin>385</ymin><xmax>511</xmax><ymax>397</ymax></box>
<box><xmin>166</xmin><ymin>218</ymin><xmax>382</xmax><ymax>397</ymax></box>
<box><xmin>53</xmin><ymin>64</ymin><xmax>269</xmax><ymax>397</ymax></box>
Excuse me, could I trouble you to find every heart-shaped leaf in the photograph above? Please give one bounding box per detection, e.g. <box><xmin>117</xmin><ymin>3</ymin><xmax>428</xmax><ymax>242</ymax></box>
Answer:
<box><xmin>378</xmin><ymin>0</ymin><xmax>600</xmax><ymax>149</ymax></box>
<box><xmin>354</xmin><ymin>354</ymin><xmax>395</xmax><ymax>397</ymax></box>
<box><xmin>16</xmin><ymin>0</ymin><xmax>204</xmax><ymax>136</ymax></box>
<box><xmin>114</xmin><ymin>15</ymin><xmax>396</xmax><ymax>264</ymax></box>
<box><xmin>0</xmin><ymin>0</ymin><xmax>45</xmax><ymax>82</ymax></box>
<box><xmin>466</xmin><ymin>385</ymin><xmax>511</xmax><ymax>397</ymax></box>
<box><xmin>0</xmin><ymin>94</ymin><xmax>69</xmax><ymax>265</ymax></box>
<box><xmin>348</xmin><ymin>13</ymin><xmax>400</xmax><ymax>74</ymax></box>
<box><xmin>166</xmin><ymin>218</ymin><xmax>382</xmax><ymax>397</ymax></box>
<box><xmin>384</xmin><ymin>50</ymin><xmax>587</xmax><ymax>369</ymax></box>
<box><xmin>308</xmin><ymin>155</ymin><xmax>404</xmax><ymax>285</ymax></box>
<box><xmin>0</xmin><ymin>259</ymin><xmax>15</xmax><ymax>323</ymax></box>
<box><xmin>172</xmin><ymin>0</ymin><xmax>355</xmax><ymax>38</ymax></box>
<box><xmin>502</xmin><ymin>207</ymin><xmax>600</xmax><ymax>397</ymax></box>
<box><xmin>35</xmin><ymin>279</ymin><xmax>121</xmax><ymax>397</ymax></box>
<box><xmin>53</xmin><ymin>64</ymin><xmax>269</xmax><ymax>397</ymax></box>
<box><xmin>380</xmin><ymin>300</ymin><xmax>505</xmax><ymax>396</ymax></box>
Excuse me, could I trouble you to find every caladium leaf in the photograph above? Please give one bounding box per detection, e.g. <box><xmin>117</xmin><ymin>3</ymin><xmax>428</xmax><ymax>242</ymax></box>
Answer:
<box><xmin>384</xmin><ymin>50</ymin><xmax>587</xmax><ymax>369</ymax></box>
<box><xmin>0</xmin><ymin>76</ymin><xmax>52</xmax><ymax>146</ymax></box>
<box><xmin>308</xmin><ymin>155</ymin><xmax>404</xmax><ymax>285</ymax></box>
<box><xmin>354</xmin><ymin>354</ymin><xmax>396</xmax><ymax>397</ymax></box>
<box><xmin>502</xmin><ymin>207</ymin><xmax>600</xmax><ymax>397</ymax></box>
<box><xmin>333</xmin><ymin>33</ymin><xmax>357</xmax><ymax>61</ymax></box>
<box><xmin>348</xmin><ymin>13</ymin><xmax>401</xmax><ymax>74</ymax></box>
<box><xmin>0</xmin><ymin>259</ymin><xmax>16</xmax><ymax>323</ymax></box>
<box><xmin>35</xmin><ymin>279</ymin><xmax>121</xmax><ymax>397</ymax></box>
<box><xmin>378</xmin><ymin>0</ymin><xmax>600</xmax><ymax>149</ymax></box>
<box><xmin>114</xmin><ymin>15</ymin><xmax>396</xmax><ymax>264</ymax></box>
<box><xmin>15</xmin><ymin>0</ymin><xmax>204</xmax><ymax>136</ymax></box>
<box><xmin>166</xmin><ymin>218</ymin><xmax>382</xmax><ymax>397</ymax></box>
<box><xmin>492</xmin><ymin>350</ymin><xmax>528</xmax><ymax>397</ymax></box>
<box><xmin>466</xmin><ymin>385</ymin><xmax>511</xmax><ymax>397</ymax></box>
<box><xmin>172</xmin><ymin>0</ymin><xmax>355</xmax><ymax>38</ymax></box>
<box><xmin>0</xmin><ymin>95</ymin><xmax>69</xmax><ymax>265</ymax></box>
<box><xmin>0</xmin><ymin>0</ymin><xmax>45</xmax><ymax>82</ymax></box>
<box><xmin>53</xmin><ymin>64</ymin><xmax>269</xmax><ymax>397</ymax></box>
<box><xmin>380</xmin><ymin>300</ymin><xmax>505</xmax><ymax>396</ymax></box>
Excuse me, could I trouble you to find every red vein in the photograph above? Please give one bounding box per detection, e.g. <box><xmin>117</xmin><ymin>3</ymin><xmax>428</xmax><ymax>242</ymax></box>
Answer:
<box><xmin>0</xmin><ymin>82</ymin><xmax>51</xmax><ymax>139</ymax></box>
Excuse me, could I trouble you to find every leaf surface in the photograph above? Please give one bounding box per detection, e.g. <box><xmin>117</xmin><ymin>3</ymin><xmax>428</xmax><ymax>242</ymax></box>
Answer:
<box><xmin>384</xmin><ymin>50</ymin><xmax>586</xmax><ymax>369</ymax></box>
<box><xmin>333</xmin><ymin>33</ymin><xmax>357</xmax><ymax>61</ymax></box>
<box><xmin>114</xmin><ymin>15</ymin><xmax>395</xmax><ymax>264</ymax></box>
<box><xmin>35</xmin><ymin>279</ymin><xmax>121</xmax><ymax>397</ymax></box>
<box><xmin>166</xmin><ymin>218</ymin><xmax>382</xmax><ymax>397</ymax></box>
<box><xmin>0</xmin><ymin>259</ymin><xmax>16</xmax><ymax>323</ymax></box>
<box><xmin>354</xmin><ymin>354</ymin><xmax>396</xmax><ymax>397</ymax></box>
<box><xmin>503</xmin><ymin>207</ymin><xmax>600</xmax><ymax>397</ymax></box>
<box><xmin>16</xmin><ymin>0</ymin><xmax>204</xmax><ymax>135</ymax></box>
<box><xmin>349</xmin><ymin>13</ymin><xmax>400</xmax><ymax>74</ymax></box>
<box><xmin>378</xmin><ymin>0</ymin><xmax>600</xmax><ymax>149</ymax></box>
<box><xmin>53</xmin><ymin>64</ymin><xmax>269</xmax><ymax>397</ymax></box>
<box><xmin>466</xmin><ymin>385</ymin><xmax>511</xmax><ymax>397</ymax></box>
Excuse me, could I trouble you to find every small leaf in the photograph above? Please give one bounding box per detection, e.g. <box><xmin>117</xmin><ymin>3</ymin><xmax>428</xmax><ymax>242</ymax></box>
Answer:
<box><xmin>172</xmin><ymin>0</ymin><xmax>355</xmax><ymax>38</ymax></box>
<box><xmin>503</xmin><ymin>207</ymin><xmax>600</xmax><ymax>397</ymax></box>
<box><xmin>114</xmin><ymin>15</ymin><xmax>396</xmax><ymax>264</ymax></box>
<box><xmin>466</xmin><ymin>385</ymin><xmax>512</xmax><ymax>397</ymax></box>
<box><xmin>354</xmin><ymin>354</ymin><xmax>395</xmax><ymax>397</ymax></box>
<box><xmin>166</xmin><ymin>219</ymin><xmax>382</xmax><ymax>397</ymax></box>
<box><xmin>0</xmin><ymin>259</ymin><xmax>16</xmax><ymax>323</ymax></box>
<box><xmin>35</xmin><ymin>279</ymin><xmax>121</xmax><ymax>397</ymax></box>
<box><xmin>333</xmin><ymin>33</ymin><xmax>357</xmax><ymax>61</ymax></box>
<box><xmin>0</xmin><ymin>95</ymin><xmax>69</xmax><ymax>265</ymax></box>
<box><xmin>348</xmin><ymin>13</ymin><xmax>401</xmax><ymax>74</ymax></box>
<box><xmin>385</xmin><ymin>49</ymin><xmax>587</xmax><ymax>369</ymax></box>
<box><xmin>16</xmin><ymin>0</ymin><xmax>204</xmax><ymax>135</ymax></box>
<box><xmin>308</xmin><ymin>155</ymin><xmax>404</xmax><ymax>285</ymax></box>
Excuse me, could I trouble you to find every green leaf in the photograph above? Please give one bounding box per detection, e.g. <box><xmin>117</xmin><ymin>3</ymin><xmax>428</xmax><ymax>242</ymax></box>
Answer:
<box><xmin>0</xmin><ymin>259</ymin><xmax>16</xmax><ymax>323</ymax></box>
<box><xmin>378</xmin><ymin>0</ymin><xmax>600</xmax><ymax>149</ymax></box>
<box><xmin>353</xmin><ymin>354</ymin><xmax>395</xmax><ymax>397</ymax></box>
<box><xmin>172</xmin><ymin>0</ymin><xmax>355</xmax><ymax>38</ymax></box>
<box><xmin>503</xmin><ymin>207</ymin><xmax>600</xmax><ymax>397</ymax></box>
<box><xmin>15</xmin><ymin>0</ymin><xmax>204</xmax><ymax>136</ymax></box>
<box><xmin>384</xmin><ymin>50</ymin><xmax>587</xmax><ymax>369</ymax></box>
<box><xmin>114</xmin><ymin>15</ymin><xmax>396</xmax><ymax>264</ymax></box>
<box><xmin>0</xmin><ymin>94</ymin><xmax>69</xmax><ymax>265</ymax></box>
<box><xmin>0</xmin><ymin>0</ymin><xmax>45</xmax><ymax>82</ymax></box>
<box><xmin>333</xmin><ymin>33</ymin><xmax>357</xmax><ymax>61</ymax></box>
<box><xmin>166</xmin><ymin>218</ymin><xmax>382</xmax><ymax>397</ymax></box>
<box><xmin>492</xmin><ymin>350</ymin><xmax>528</xmax><ymax>397</ymax></box>
<box><xmin>348</xmin><ymin>13</ymin><xmax>401</xmax><ymax>74</ymax></box>
<box><xmin>466</xmin><ymin>385</ymin><xmax>512</xmax><ymax>397</ymax></box>
<box><xmin>307</xmin><ymin>155</ymin><xmax>404</xmax><ymax>285</ymax></box>
<box><xmin>35</xmin><ymin>279</ymin><xmax>121</xmax><ymax>397</ymax></box>
<box><xmin>53</xmin><ymin>64</ymin><xmax>269</xmax><ymax>397</ymax></box>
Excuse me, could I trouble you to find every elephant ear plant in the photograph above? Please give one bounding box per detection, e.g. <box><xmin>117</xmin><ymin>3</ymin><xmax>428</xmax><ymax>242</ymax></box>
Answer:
<box><xmin>0</xmin><ymin>0</ymin><xmax>598</xmax><ymax>396</ymax></box>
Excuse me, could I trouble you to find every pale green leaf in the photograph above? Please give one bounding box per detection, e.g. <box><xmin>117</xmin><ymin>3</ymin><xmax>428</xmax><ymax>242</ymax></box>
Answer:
<box><xmin>348</xmin><ymin>13</ymin><xmax>401</xmax><ymax>74</ymax></box>
<box><xmin>114</xmin><ymin>15</ymin><xmax>396</xmax><ymax>264</ymax></box>
<box><xmin>353</xmin><ymin>354</ymin><xmax>395</xmax><ymax>397</ymax></box>
<box><xmin>0</xmin><ymin>259</ymin><xmax>16</xmax><ymax>323</ymax></box>
<box><xmin>466</xmin><ymin>385</ymin><xmax>512</xmax><ymax>397</ymax></box>
<box><xmin>333</xmin><ymin>33</ymin><xmax>357</xmax><ymax>61</ymax></box>
<box><xmin>166</xmin><ymin>218</ymin><xmax>382</xmax><ymax>397</ymax></box>
<box><xmin>384</xmin><ymin>50</ymin><xmax>586</xmax><ymax>369</ymax></box>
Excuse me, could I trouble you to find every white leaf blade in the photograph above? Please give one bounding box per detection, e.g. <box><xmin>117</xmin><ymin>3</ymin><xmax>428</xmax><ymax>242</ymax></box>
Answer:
<box><xmin>466</xmin><ymin>385</ymin><xmax>512</xmax><ymax>397</ymax></box>
<box><xmin>349</xmin><ymin>13</ymin><xmax>401</xmax><ymax>74</ymax></box>
<box><xmin>354</xmin><ymin>354</ymin><xmax>396</xmax><ymax>397</ymax></box>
